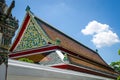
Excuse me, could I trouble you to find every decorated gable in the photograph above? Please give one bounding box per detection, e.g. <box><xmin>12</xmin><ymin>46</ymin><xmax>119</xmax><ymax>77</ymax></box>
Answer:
<box><xmin>11</xmin><ymin>12</ymin><xmax>53</xmax><ymax>52</ymax></box>
<box><xmin>15</xmin><ymin>19</ymin><xmax>47</xmax><ymax>51</ymax></box>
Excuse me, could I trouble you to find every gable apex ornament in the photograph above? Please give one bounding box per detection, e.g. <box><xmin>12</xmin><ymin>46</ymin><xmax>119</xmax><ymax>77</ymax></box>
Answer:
<box><xmin>26</xmin><ymin>5</ymin><xmax>30</xmax><ymax>12</ymax></box>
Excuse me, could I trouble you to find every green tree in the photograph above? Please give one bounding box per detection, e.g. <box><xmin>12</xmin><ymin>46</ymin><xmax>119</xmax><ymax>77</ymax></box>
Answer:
<box><xmin>110</xmin><ymin>61</ymin><xmax>120</xmax><ymax>72</ymax></box>
<box><xmin>18</xmin><ymin>58</ymin><xmax>34</xmax><ymax>63</ymax></box>
<box><xmin>117</xmin><ymin>76</ymin><xmax>120</xmax><ymax>80</ymax></box>
<box><xmin>110</xmin><ymin>49</ymin><xmax>120</xmax><ymax>80</ymax></box>
<box><xmin>118</xmin><ymin>49</ymin><xmax>120</xmax><ymax>55</ymax></box>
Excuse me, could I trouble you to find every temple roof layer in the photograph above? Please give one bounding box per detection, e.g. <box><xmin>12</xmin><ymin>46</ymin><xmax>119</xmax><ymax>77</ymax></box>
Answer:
<box><xmin>9</xmin><ymin>45</ymin><xmax>118</xmax><ymax>79</ymax></box>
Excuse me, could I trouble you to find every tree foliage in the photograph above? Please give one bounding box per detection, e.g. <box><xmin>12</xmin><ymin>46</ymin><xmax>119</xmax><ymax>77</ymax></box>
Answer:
<box><xmin>117</xmin><ymin>76</ymin><xmax>120</xmax><ymax>80</ymax></box>
<box><xmin>110</xmin><ymin>61</ymin><xmax>120</xmax><ymax>72</ymax></box>
<box><xmin>18</xmin><ymin>58</ymin><xmax>34</xmax><ymax>63</ymax></box>
<box><xmin>118</xmin><ymin>49</ymin><xmax>120</xmax><ymax>55</ymax></box>
<box><xmin>110</xmin><ymin>49</ymin><xmax>120</xmax><ymax>80</ymax></box>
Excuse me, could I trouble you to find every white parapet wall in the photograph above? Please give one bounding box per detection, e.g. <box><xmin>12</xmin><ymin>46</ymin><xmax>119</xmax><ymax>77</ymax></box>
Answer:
<box><xmin>7</xmin><ymin>59</ymin><xmax>113</xmax><ymax>80</ymax></box>
<box><xmin>0</xmin><ymin>63</ymin><xmax>6</xmax><ymax>80</ymax></box>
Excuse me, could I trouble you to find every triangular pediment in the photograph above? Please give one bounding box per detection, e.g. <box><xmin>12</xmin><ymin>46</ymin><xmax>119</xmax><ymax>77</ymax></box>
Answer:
<box><xmin>10</xmin><ymin>12</ymin><xmax>54</xmax><ymax>52</ymax></box>
<box><xmin>16</xmin><ymin>20</ymin><xmax>47</xmax><ymax>51</ymax></box>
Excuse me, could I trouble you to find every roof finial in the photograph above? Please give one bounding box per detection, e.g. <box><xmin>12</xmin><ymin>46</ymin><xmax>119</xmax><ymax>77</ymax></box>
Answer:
<box><xmin>95</xmin><ymin>49</ymin><xmax>98</xmax><ymax>53</ymax></box>
<box><xmin>55</xmin><ymin>38</ymin><xmax>61</xmax><ymax>45</ymax></box>
<box><xmin>26</xmin><ymin>5</ymin><xmax>30</xmax><ymax>12</ymax></box>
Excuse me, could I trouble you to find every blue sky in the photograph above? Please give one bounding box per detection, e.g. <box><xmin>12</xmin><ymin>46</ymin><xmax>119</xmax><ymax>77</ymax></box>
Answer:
<box><xmin>6</xmin><ymin>0</ymin><xmax>120</xmax><ymax>64</ymax></box>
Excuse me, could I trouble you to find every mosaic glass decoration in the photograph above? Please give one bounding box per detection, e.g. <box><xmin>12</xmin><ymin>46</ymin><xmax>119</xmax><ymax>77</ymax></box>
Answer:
<box><xmin>38</xmin><ymin>51</ymin><xmax>63</xmax><ymax>65</ymax></box>
<box><xmin>16</xmin><ymin>19</ymin><xmax>47</xmax><ymax>51</ymax></box>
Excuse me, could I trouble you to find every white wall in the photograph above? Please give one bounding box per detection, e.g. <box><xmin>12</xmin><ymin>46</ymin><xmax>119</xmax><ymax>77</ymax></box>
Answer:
<box><xmin>7</xmin><ymin>59</ymin><xmax>114</xmax><ymax>80</ymax></box>
<box><xmin>0</xmin><ymin>63</ymin><xmax>6</xmax><ymax>80</ymax></box>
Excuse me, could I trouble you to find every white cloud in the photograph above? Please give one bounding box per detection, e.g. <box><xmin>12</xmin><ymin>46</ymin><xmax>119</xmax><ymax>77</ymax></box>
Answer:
<box><xmin>92</xmin><ymin>31</ymin><xmax>120</xmax><ymax>48</ymax></box>
<box><xmin>81</xmin><ymin>20</ymin><xmax>120</xmax><ymax>48</ymax></box>
<box><xmin>81</xmin><ymin>20</ymin><xmax>110</xmax><ymax>35</ymax></box>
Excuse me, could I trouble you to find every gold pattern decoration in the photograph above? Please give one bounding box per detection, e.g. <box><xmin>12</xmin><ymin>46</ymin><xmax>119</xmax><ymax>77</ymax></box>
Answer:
<box><xmin>15</xmin><ymin>19</ymin><xmax>47</xmax><ymax>51</ymax></box>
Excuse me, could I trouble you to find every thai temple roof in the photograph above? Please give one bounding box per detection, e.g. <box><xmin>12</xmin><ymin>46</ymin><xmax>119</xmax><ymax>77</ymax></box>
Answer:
<box><xmin>9</xmin><ymin>6</ymin><xmax>119</xmax><ymax>79</ymax></box>
<box><xmin>34</xmin><ymin>15</ymin><xmax>108</xmax><ymax>66</ymax></box>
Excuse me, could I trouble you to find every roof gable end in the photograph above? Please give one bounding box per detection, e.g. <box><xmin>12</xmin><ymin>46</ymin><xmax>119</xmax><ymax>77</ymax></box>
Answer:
<box><xmin>10</xmin><ymin>10</ymin><xmax>54</xmax><ymax>52</ymax></box>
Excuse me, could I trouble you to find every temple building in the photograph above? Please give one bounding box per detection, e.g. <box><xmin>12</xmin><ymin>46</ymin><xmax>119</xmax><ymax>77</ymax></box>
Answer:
<box><xmin>7</xmin><ymin>6</ymin><xmax>119</xmax><ymax>80</ymax></box>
